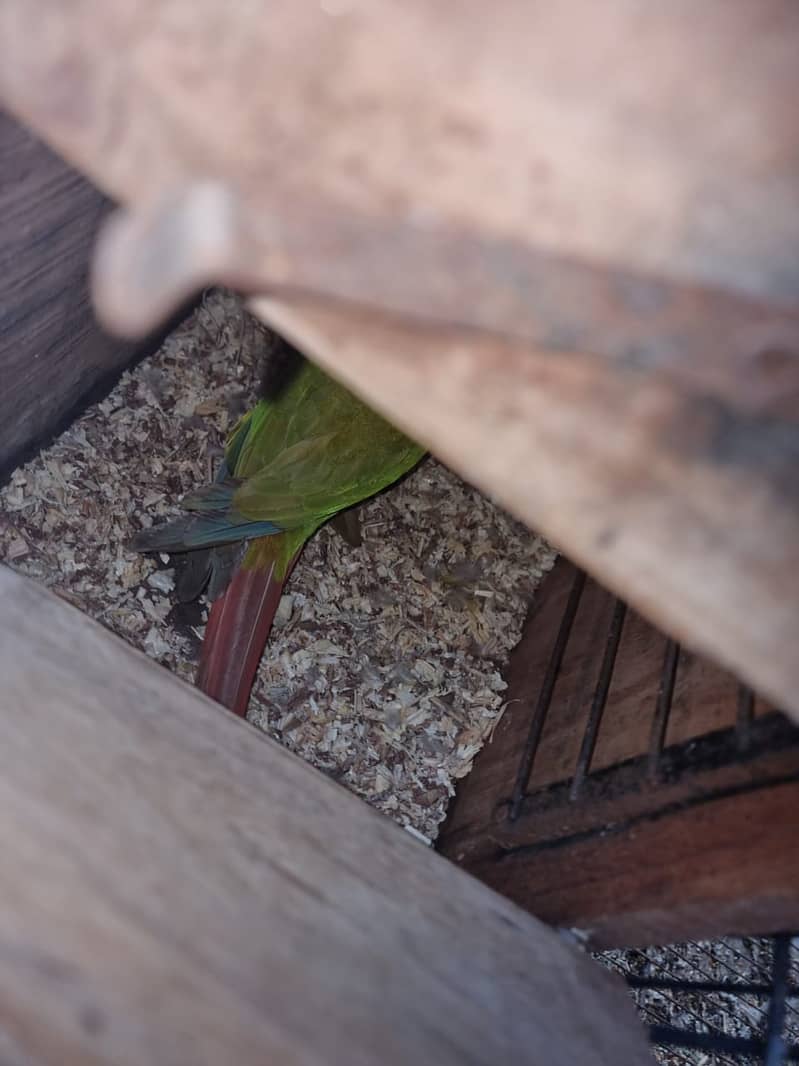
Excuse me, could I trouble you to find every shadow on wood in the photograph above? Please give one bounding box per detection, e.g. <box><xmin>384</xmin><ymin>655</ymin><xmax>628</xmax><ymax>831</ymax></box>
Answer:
<box><xmin>0</xmin><ymin>564</ymin><xmax>651</xmax><ymax>1066</ymax></box>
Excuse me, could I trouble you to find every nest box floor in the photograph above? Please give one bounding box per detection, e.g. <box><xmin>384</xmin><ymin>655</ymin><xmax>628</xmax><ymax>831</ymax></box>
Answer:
<box><xmin>0</xmin><ymin>290</ymin><xmax>555</xmax><ymax>840</ymax></box>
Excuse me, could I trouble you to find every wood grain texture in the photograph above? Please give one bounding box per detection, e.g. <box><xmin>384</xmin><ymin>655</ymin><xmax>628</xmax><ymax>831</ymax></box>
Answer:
<box><xmin>467</xmin><ymin>781</ymin><xmax>799</xmax><ymax>950</ymax></box>
<box><xmin>0</xmin><ymin>110</ymin><xmax>139</xmax><ymax>481</ymax></box>
<box><xmin>439</xmin><ymin>560</ymin><xmax>798</xmax><ymax>948</ymax></box>
<box><xmin>0</xmin><ymin>564</ymin><xmax>651</xmax><ymax>1066</ymax></box>
<box><xmin>527</xmin><ymin>578</ymin><xmax>618</xmax><ymax>791</ymax></box>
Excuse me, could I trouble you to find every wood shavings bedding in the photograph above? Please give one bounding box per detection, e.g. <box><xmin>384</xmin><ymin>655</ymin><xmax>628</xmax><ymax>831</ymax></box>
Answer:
<box><xmin>0</xmin><ymin>290</ymin><xmax>555</xmax><ymax>840</ymax></box>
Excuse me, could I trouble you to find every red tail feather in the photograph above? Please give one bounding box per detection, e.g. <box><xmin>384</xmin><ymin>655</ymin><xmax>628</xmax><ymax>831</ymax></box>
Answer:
<box><xmin>197</xmin><ymin>563</ymin><xmax>285</xmax><ymax>717</ymax></box>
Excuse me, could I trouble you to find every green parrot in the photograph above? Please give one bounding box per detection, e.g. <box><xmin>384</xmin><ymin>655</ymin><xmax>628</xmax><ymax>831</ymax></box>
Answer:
<box><xmin>131</xmin><ymin>342</ymin><xmax>425</xmax><ymax>716</ymax></box>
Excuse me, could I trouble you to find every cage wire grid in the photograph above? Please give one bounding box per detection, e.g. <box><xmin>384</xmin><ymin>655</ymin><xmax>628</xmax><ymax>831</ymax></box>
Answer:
<box><xmin>601</xmin><ymin>935</ymin><xmax>799</xmax><ymax>1066</ymax></box>
<box><xmin>502</xmin><ymin>568</ymin><xmax>799</xmax><ymax>1065</ymax></box>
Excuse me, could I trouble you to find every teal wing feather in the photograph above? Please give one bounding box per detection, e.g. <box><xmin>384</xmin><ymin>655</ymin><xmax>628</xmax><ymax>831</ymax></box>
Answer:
<box><xmin>128</xmin><ymin>511</ymin><xmax>281</xmax><ymax>553</ymax></box>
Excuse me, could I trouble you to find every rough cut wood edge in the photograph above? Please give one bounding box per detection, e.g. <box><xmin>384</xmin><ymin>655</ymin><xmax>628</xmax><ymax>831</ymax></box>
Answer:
<box><xmin>252</xmin><ymin>295</ymin><xmax>799</xmax><ymax>727</ymax></box>
<box><xmin>0</xmin><ymin>564</ymin><xmax>652</xmax><ymax>1066</ymax></box>
<box><xmin>0</xmin><ymin>111</ymin><xmax>143</xmax><ymax>482</ymax></box>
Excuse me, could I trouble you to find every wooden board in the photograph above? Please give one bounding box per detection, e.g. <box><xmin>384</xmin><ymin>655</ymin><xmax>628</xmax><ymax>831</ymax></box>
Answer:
<box><xmin>439</xmin><ymin>559</ymin><xmax>799</xmax><ymax>948</ymax></box>
<box><xmin>468</xmin><ymin>780</ymin><xmax>799</xmax><ymax>950</ymax></box>
<box><xmin>0</xmin><ymin>110</ymin><xmax>142</xmax><ymax>481</ymax></box>
<box><xmin>0</xmin><ymin>564</ymin><xmax>651</xmax><ymax>1066</ymax></box>
<box><xmin>527</xmin><ymin>576</ymin><xmax>619</xmax><ymax>791</ymax></box>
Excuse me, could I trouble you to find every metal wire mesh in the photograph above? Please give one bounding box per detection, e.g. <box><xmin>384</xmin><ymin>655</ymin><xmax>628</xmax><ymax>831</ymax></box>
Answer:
<box><xmin>599</xmin><ymin>935</ymin><xmax>799</xmax><ymax>1064</ymax></box>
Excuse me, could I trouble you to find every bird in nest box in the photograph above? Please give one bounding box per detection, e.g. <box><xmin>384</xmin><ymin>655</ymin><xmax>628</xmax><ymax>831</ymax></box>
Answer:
<box><xmin>131</xmin><ymin>339</ymin><xmax>425</xmax><ymax>716</ymax></box>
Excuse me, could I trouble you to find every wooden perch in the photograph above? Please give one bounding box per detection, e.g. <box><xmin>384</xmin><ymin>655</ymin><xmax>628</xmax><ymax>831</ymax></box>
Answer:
<box><xmin>0</xmin><ymin>564</ymin><xmax>651</xmax><ymax>1066</ymax></box>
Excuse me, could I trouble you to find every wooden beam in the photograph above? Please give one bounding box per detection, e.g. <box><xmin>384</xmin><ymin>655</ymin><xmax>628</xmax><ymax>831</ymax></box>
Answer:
<box><xmin>0</xmin><ymin>564</ymin><xmax>651</xmax><ymax>1066</ymax></box>
<box><xmin>0</xmin><ymin>111</ymin><xmax>141</xmax><ymax>481</ymax></box>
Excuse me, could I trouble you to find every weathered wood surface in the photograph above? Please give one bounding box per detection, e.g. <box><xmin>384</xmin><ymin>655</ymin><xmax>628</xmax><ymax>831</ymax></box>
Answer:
<box><xmin>0</xmin><ymin>110</ymin><xmax>140</xmax><ymax>482</ymax></box>
<box><xmin>2</xmin><ymin>2</ymin><xmax>799</xmax><ymax>719</ymax></box>
<box><xmin>0</xmin><ymin>563</ymin><xmax>651</xmax><ymax>1066</ymax></box>
<box><xmin>438</xmin><ymin>559</ymin><xmax>799</xmax><ymax>948</ymax></box>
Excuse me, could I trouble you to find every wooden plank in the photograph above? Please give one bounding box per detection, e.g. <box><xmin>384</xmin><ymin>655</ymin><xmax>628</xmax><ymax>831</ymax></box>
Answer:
<box><xmin>440</xmin><ymin>559</ymin><xmax>767</xmax><ymax>852</ymax></box>
<box><xmin>438</xmin><ymin>559</ymin><xmax>580</xmax><ymax>858</ymax></box>
<box><xmin>2</xmin><ymin>1</ymin><xmax>799</xmax><ymax>320</ymax></box>
<box><xmin>0</xmin><ymin>110</ymin><xmax>143</xmax><ymax>481</ymax></box>
<box><xmin>445</xmin><ymin>708</ymin><xmax>799</xmax><ymax>947</ymax></box>
<box><xmin>0</xmin><ymin>564</ymin><xmax>651</xmax><ymax>1066</ymax></box>
<box><xmin>527</xmin><ymin>577</ymin><xmax>617</xmax><ymax>790</ymax></box>
<box><xmin>444</xmin><ymin>562</ymin><xmax>745</xmax><ymax>816</ymax></box>
<box><xmin>592</xmin><ymin>614</ymin><xmax>739</xmax><ymax>769</ymax></box>
<box><xmin>501</xmin><ymin>578</ymin><xmax>740</xmax><ymax>792</ymax></box>
<box><xmin>467</xmin><ymin>779</ymin><xmax>799</xmax><ymax>950</ymax></box>
<box><xmin>666</xmin><ymin>647</ymin><xmax>738</xmax><ymax>747</ymax></box>
<box><xmin>590</xmin><ymin>608</ymin><xmax>670</xmax><ymax>772</ymax></box>
<box><xmin>453</xmin><ymin>713</ymin><xmax>799</xmax><ymax>854</ymax></box>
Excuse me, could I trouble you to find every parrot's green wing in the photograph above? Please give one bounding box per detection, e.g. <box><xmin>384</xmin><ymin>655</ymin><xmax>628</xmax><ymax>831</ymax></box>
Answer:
<box><xmin>195</xmin><ymin>359</ymin><xmax>424</xmax><ymax>533</ymax></box>
<box><xmin>233</xmin><ymin>431</ymin><xmax>423</xmax><ymax>529</ymax></box>
<box><xmin>133</xmin><ymin>358</ymin><xmax>425</xmax><ymax>551</ymax></box>
<box><xmin>184</xmin><ymin>425</ymin><xmax>422</xmax><ymax>533</ymax></box>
